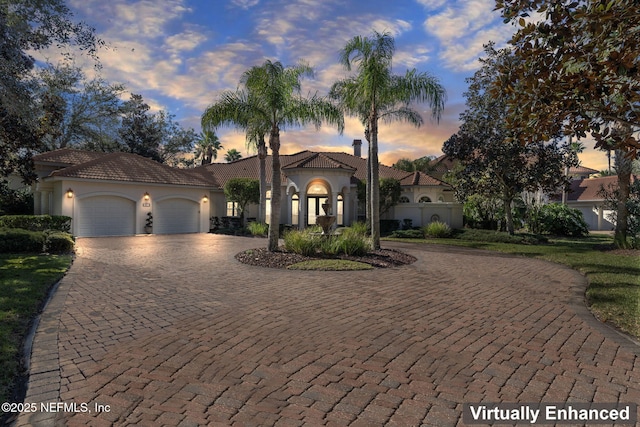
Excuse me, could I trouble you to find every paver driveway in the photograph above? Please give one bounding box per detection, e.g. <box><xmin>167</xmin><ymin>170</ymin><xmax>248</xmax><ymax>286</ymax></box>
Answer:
<box><xmin>16</xmin><ymin>234</ymin><xmax>640</xmax><ymax>426</ymax></box>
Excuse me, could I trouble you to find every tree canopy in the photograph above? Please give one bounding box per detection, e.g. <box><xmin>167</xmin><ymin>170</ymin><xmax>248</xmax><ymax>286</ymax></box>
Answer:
<box><xmin>1</xmin><ymin>0</ymin><xmax>103</xmax><ymax>181</ymax></box>
<box><xmin>443</xmin><ymin>44</ymin><xmax>571</xmax><ymax>234</ymax></box>
<box><xmin>495</xmin><ymin>0</ymin><xmax>640</xmax><ymax>156</ymax></box>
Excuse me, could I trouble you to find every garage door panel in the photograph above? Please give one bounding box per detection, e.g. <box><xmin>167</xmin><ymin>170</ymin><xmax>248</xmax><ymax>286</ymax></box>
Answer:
<box><xmin>155</xmin><ymin>199</ymin><xmax>199</xmax><ymax>234</ymax></box>
<box><xmin>77</xmin><ymin>196</ymin><xmax>135</xmax><ymax>237</ymax></box>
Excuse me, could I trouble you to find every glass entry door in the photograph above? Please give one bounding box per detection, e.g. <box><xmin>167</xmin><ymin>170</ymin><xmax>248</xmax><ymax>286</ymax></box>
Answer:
<box><xmin>307</xmin><ymin>196</ymin><xmax>325</xmax><ymax>225</ymax></box>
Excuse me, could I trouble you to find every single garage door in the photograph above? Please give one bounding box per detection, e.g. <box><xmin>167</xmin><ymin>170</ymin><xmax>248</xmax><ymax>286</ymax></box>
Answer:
<box><xmin>77</xmin><ymin>196</ymin><xmax>135</xmax><ymax>237</ymax></box>
<box><xmin>154</xmin><ymin>198</ymin><xmax>199</xmax><ymax>234</ymax></box>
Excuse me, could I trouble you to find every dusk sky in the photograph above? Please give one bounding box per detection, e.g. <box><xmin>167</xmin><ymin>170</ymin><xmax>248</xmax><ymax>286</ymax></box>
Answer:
<box><xmin>51</xmin><ymin>0</ymin><xmax>609</xmax><ymax>170</ymax></box>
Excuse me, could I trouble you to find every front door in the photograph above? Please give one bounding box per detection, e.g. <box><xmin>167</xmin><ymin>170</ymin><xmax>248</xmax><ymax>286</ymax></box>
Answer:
<box><xmin>307</xmin><ymin>196</ymin><xmax>326</xmax><ymax>225</ymax></box>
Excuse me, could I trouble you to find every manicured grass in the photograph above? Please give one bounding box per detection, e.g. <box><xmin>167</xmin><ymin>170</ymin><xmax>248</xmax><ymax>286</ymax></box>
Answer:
<box><xmin>287</xmin><ymin>259</ymin><xmax>374</xmax><ymax>271</ymax></box>
<box><xmin>0</xmin><ymin>254</ymin><xmax>71</xmax><ymax>405</ymax></box>
<box><xmin>385</xmin><ymin>233</ymin><xmax>640</xmax><ymax>338</ymax></box>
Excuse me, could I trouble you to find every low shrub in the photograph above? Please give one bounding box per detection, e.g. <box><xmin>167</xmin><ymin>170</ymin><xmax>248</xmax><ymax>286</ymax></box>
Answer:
<box><xmin>455</xmin><ymin>228</ymin><xmax>547</xmax><ymax>244</ymax></box>
<box><xmin>0</xmin><ymin>228</ymin><xmax>45</xmax><ymax>253</ymax></box>
<box><xmin>248</xmin><ymin>221</ymin><xmax>269</xmax><ymax>236</ymax></box>
<box><xmin>0</xmin><ymin>215</ymin><xmax>71</xmax><ymax>232</ymax></box>
<box><xmin>380</xmin><ymin>219</ymin><xmax>400</xmax><ymax>235</ymax></box>
<box><xmin>389</xmin><ymin>229</ymin><xmax>424</xmax><ymax>239</ymax></box>
<box><xmin>44</xmin><ymin>231</ymin><xmax>75</xmax><ymax>253</ymax></box>
<box><xmin>0</xmin><ymin>228</ymin><xmax>75</xmax><ymax>253</ymax></box>
<box><xmin>422</xmin><ymin>221</ymin><xmax>452</xmax><ymax>238</ymax></box>
<box><xmin>527</xmin><ymin>203</ymin><xmax>589</xmax><ymax>237</ymax></box>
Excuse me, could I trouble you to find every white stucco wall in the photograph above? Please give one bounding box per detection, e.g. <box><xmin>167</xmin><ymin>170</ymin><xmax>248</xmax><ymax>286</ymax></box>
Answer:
<box><xmin>41</xmin><ymin>179</ymin><xmax>211</xmax><ymax>235</ymax></box>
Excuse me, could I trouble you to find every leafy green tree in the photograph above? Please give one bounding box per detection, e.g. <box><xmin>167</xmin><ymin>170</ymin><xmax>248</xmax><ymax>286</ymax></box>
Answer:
<box><xmin>224</xmin><ymin>178</ymin><xmax>260</xmax><ymax>227</ymax></box>
<box><xmin>0</xmin><ymin>0</ymin><xmax>102</xmax><ymax>182</ymax></box>
<box><xmin>210</xmin><ymin>60</ymin><xmax>343</xmax><ymax>251</ymax></box>
<box><xmin>156</xmin><ymin>110</ymin><xmax>197</xmax><ymax>167</ymax></box>
<box><xmin>443</xmin><ymin>44</ymin><xmax>570</xmax><ymax>234</ymax></box>
<box><xmin>194</xmin><ymin>130</ymin><xmax>223</xmax><ymax>165</ymax></box>
<box><xmin>379</xmin><ymin>178</ymin><xmax>402</xmax><ymax>216</ymax></box>
<box><xmin>36</xmin><ymin>63</ymin><xmax>125</xmax><ymax>151</ymax></box>
<box><xmin>118</xmin><ymin>94</ymin><xmax>195</xmax><ymax>165</ymax></box>
<box><xmin>496</xmin><ymin>0</ymin><xmax>639</xmax><ymax>155</ymax></box>
<box><xmin>392</xmin><ymin>156</ymin><xmax>436</xmax><ymax>173</ymax></box>
<box><xmin>330</xmin><ymin>31</ymin><xmax>446</xmax><ymax>249</ymax></box>
<box><xmin>224</xmin><ymin>148</ymin><xmax>242</xmax><ymax>162</ymax></box>
<box><xmin>357</xmin><ymin>178</ymin><xmax>402</xmax><ymax>218</ymax></box>
<box><xmin>119</xmin><ymin>94</ymin><xmax>163</xmax><ymax>161</ymax></box>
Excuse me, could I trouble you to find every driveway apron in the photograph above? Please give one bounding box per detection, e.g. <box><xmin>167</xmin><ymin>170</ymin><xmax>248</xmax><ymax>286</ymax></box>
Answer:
<box><xmin>15</xmin><ymin>234</ymin><xmax>640</xmax><ymax>426</ymax></box>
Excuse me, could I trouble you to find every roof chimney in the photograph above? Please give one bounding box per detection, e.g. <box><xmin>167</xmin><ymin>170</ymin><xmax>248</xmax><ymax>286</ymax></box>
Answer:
<box><xmin>352</xmin><ymin>139</ymin><xmax>362</xmax><ymax>157</ymax></box>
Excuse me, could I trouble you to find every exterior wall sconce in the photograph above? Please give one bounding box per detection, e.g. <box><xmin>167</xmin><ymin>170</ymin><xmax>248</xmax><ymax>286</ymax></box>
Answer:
<box><xmin>144</xmin><ymin>192</ymin><xmax>150</xmax><ymax>201</ymax></box>
<box><xmin>66</xmin><ymin>188</ymin><xmax>74</xmax><ymax>198</ymax></box>
<box><xmin>202</xmin><ymin>195</ymin><xmax>209</xmax><ymax>203</ymax></box>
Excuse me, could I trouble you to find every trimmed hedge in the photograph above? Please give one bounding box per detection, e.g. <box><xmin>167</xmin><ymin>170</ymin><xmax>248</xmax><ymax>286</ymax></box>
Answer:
<box><xmin>0</xmin><ymin>215</ymin><xmax>71</xmax><ymax>232</ymax></box>
<box><xmin>0</xmin><ymin>228</ymin><xmax>45</xmax><ymax>253</ymax></box>
<box><xmin>44</xmin><ymin>231</ymin><xmax>75</xmax><ymax>253</ymax></box>
<box><xmin>0</xmin><ymin>228</ymin><xmax>75</xmax><ymax>254</ymax></box>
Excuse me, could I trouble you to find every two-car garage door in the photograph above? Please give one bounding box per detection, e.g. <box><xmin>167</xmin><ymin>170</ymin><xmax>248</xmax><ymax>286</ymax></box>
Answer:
<box><xmin>76</xmin><ymin>196</ymin><xmax>199</xmax><ymax>237</ymax></box>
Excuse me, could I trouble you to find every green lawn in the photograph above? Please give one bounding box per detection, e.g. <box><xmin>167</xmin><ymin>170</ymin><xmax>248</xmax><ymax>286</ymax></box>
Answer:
<box><xmin>0</xmin><ymin>254</ymin><xmax>71</xmax><ymax>405</ymax></box>
<box><xmin>385</xmin><ymin>233</ymin><xmax>640</xmax><ymax>339</ymax></box>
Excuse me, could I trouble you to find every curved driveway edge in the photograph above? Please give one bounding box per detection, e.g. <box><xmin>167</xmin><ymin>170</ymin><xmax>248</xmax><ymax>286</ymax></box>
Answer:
<box><xmin>15</xmin><ymin>234</ymin><xmax>640</xmax><ymax>426</ymax></box>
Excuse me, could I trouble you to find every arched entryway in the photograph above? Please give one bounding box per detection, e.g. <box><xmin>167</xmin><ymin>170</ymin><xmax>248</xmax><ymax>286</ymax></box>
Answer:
<box><xmin>306</xmin><ymin>181</ymin><xmax>330</xmax><ymax>226</ymax></box>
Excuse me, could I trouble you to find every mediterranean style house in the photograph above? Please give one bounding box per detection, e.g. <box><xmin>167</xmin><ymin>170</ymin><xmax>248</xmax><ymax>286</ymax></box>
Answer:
<box><xmin>29</xmin><ymin>140</ymin><xmax>462</xmax><ymax>237</ymax></box>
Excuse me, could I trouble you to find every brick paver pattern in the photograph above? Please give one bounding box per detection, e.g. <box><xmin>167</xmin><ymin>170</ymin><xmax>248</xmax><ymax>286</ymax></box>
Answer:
<box><xmin>15</xmin><ymin>234</ymin><xmax>640</xmax><ymax>426</ymax></box>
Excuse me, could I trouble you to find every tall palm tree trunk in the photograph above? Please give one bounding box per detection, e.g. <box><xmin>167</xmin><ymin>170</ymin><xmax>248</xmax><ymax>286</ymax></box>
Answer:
<box><xmin>267</xmin><ymin>127</ymin><xmax>281</xmax><ymax>251</ymax></box>
<box><xmin>258</xmin><ymin>136</ymin><xmax>267</xmax><ymax>223</ymax></box>
<box><xmin>370</xmin><ymin>109</ymin><xmax>380</xmax><ymax>249</ymax></box>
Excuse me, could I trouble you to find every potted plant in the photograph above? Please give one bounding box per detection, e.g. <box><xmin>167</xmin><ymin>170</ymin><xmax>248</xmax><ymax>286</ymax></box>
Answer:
<box><xmin>144</xmin><ymin>212</ymin><xmax>153</xmax><ymax>234</ymax></box>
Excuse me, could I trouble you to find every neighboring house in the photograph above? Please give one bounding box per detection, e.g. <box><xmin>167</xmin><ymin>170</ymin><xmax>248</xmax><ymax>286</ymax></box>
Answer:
<box><xmin>561</xmin><ymin>175</ymin><xmax>638</xmax><ymax>231</ymax></box>
<box><xmin>29</xmin><ymin>140</ymin><xmax>462</xmax><ymax>237</ymax></box>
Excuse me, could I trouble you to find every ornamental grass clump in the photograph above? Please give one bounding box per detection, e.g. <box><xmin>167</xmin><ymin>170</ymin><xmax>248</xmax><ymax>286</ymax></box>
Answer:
<box><xmin>283</xmin><ymin>229</ymin><xmax>321</xmax><ymax>256</ymax></box>
<box><xmin>329</xmin><ymin>227</ymin><xmax>372</xmax><ymax>256</ymax></box>
<box><xmin>422</xmin><ymin>221</ymin><xmax>452</xmax><ymax>238</ymax></box>
<box><xmin>284</xmin><ymin>225</ymin><xmax>371</xmax><ymax>257</ymax></box>
<box><xmin>248</xmin><ymin>221</ymin><xmax>268</xmax><ymax>236</ymax></box>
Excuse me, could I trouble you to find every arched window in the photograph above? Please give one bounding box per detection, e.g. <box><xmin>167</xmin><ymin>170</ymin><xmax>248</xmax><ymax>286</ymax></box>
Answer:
<box><xmin>265</xmin><ymin>190</ymin><xmax>272</xmax><ymax>224</ymax></box>
<box><xmin>399</xmin><ymin>196</ymin><xmax>410</xmax><ymax>203</ymax></box>
<box><xmin>419</xmin><ymin>196</ymin><xmax>432</xmax><ymax>203</ymax></box>
<box><xmin>337</xmin><ymin>194</ymin><xmax>344</xmax><ymax>225</ymax></box>
<box><xmin>291</xmin><ymin>194</ymin><xmax>299</xmax><ymax>225</ymax></box>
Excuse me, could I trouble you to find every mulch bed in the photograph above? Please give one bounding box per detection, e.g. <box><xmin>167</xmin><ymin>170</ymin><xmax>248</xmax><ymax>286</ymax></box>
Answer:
<box><xmin>235</xmin><ymin>247</ymin><xmax>417</xmax><ymax>269</ymax></box>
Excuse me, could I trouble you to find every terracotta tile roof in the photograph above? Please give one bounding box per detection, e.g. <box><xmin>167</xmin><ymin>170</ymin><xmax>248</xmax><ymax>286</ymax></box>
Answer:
<box><xmin>398</xmin><ymin>171</ymin><xmax>449</xmax><ymax>186</ymax></box>
<box><xmin>282</xmin><ymin>152</ymin><xmax>356</xmax><ymax>171</ymax></box>
<box><xmin>429</xmin><ymin>154</ymin><xmax>458</xmax><ymax>172</ymax></box>
<box><xmin>49</xmin><ymin>152</ymin><xmax>214</xmax><ymax>187</ymax></box>
<box><xmin>33</xmin><ymin>148</ymin><xmax>109</xmax><ymax>166</ymax></box>
<box><xmin>570</xmin><ymin>165</ymin><xmax>599</xmax><ymax>176</ymax></box>
<box><xmin>565</xmin><ymin>175</ymin><xmax>637</xmax><ymax>201</ymax></box>
<box><xmin>38</xmin><ymin>148</ymin><xmax>451</xmax><ymax>190</ymax></box>
<box><xmin>203</xmin><ymin>150</ymin><xmax>452</xmax><ymax>189</ymax></box>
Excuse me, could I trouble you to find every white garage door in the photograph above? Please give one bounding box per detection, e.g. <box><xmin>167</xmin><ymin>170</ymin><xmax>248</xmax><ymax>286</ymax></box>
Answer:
<box><xmin>154</xmin><ymin>198</ymin><xmax>199</xmax><ymax>234</ymax></box>
<box><xmin>77</xmin><ymin>196</ymin><xmax>135</xmax><ymax>237</ymax></box>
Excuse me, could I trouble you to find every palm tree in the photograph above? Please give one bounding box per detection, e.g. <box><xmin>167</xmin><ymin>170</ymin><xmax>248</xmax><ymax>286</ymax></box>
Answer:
<box><xmin>330</xmin><ymin>31</ymin><xmax>446</xmax><ymax>249</ymax></box>
<box><xmin>224</xmin><ymin>148</ymin><xmax>242</xmax><ymax>162</ymax></box>
<box><xmin>202</xmin><ymin>89</ymin><xmax>270</xmax><ymax>222</ymax></box>
<box><xmin>194</xmin><ymin>130</ymin><xmax>223</xmax><ymax>165</ymax></box>
<box><xmin>204</xmin><ymin>60</ymin><xmax>344</xmax><ymax>251</ymax></box>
